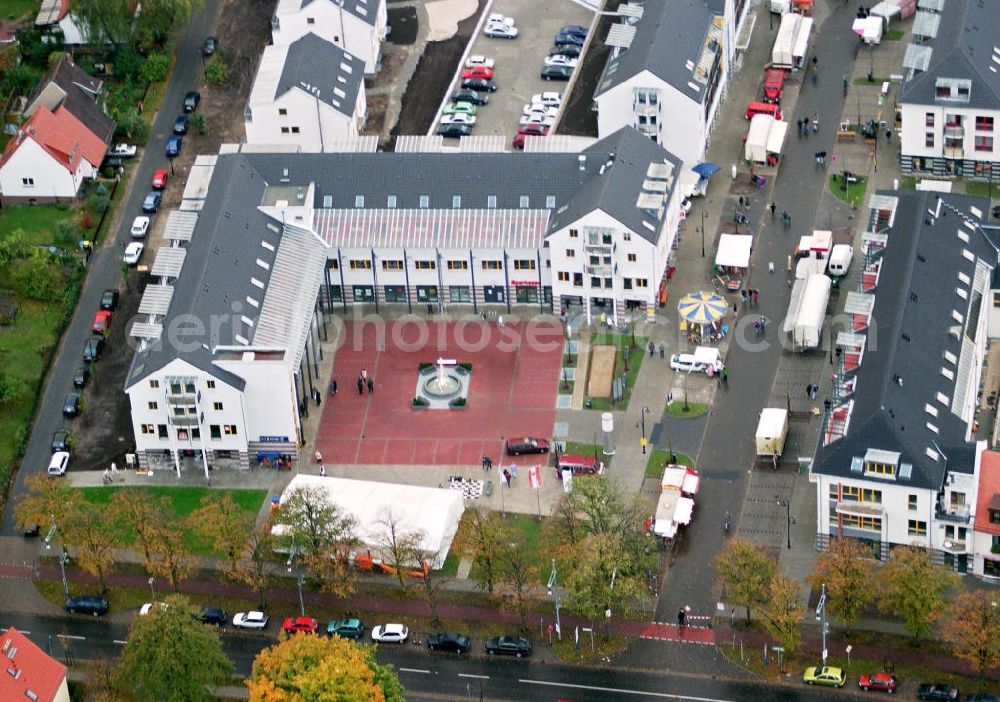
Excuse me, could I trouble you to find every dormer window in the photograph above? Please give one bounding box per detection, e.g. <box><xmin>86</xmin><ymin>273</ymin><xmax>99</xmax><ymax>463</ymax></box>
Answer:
<box><xmin>863</xmin><ymin>449</ymin><xmax>900</xmax><ymax>477</ymax></box>
<box><xmin>935</xmin><ymin>78</ymin><xmax>972</xmax><ymax>103</ymax></box>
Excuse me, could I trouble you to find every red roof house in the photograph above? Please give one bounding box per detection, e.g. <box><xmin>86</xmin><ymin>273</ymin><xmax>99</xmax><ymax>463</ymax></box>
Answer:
<box><xmin>0</xmin><ymin>627</ymin><xmax>70</xmax><ymax>702</ymax></box>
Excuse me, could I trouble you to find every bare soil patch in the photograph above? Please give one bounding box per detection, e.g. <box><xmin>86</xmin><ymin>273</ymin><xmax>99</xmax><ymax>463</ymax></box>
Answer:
<box><xmin>559</xmin><ymin>0</ymin><xmax>624</xmax><ymax>137</ymax></box>
<box><xmin>387</xmin><ymin>5</ymin><xmax>418</xmax><ymax>45</ymax></box>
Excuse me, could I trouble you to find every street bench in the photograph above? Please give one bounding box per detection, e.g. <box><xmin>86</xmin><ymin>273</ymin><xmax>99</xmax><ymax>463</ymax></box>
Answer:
<box><xmin>837</xmin><ymin>130</ymin><xmax>856</xmax><ymax>141</ymax></box>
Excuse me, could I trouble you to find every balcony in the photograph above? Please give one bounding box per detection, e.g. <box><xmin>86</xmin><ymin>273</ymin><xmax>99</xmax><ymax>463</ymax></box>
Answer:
<box><xmin>935</xmin><ymin>506</ymin><xmax>971</xmax><ymax>524</ymax></box>
<box><xmin>943</xmin><ymin>125</ymin><xmax>964</xmax><ymax>138</ymax></box>
<box><xmin>585</xmin><ymin>265</ymin><xmax>612</xmax><ymax>276</ymax></box>
<box><xmin>166</xmin><ymin>394</ymin><xmax>196</xmax><ymax>406</ymax></box>
<box><xmin>943</xmin><ymin>147</ymin><xmax>964</xmax><ymax>159</ymax></box>
<box><xmin>169</xmin><ymin>415</ymin><xmax>200</xmax><ymax>428</ymax></box>
<box><xmin>634</xmin><ymin>101</ymin><xmax>659</xmax><ymax>117</ymax></box>
<box><xmin>584</xmin><ymin>244</ymin><xmax>611</xmax><ymax>254</ymax></box>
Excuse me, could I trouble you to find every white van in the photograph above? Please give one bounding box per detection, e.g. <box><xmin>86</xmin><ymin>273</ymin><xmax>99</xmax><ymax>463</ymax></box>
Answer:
<box><xmin>670</xmin><ymin>353</ymin><xmax>709</xmax><ymax>373</ymax></box>
<box><xmin>827</xmin><ymin>244</ymin><xmax>854</xmax><ymax>276</ymax></box>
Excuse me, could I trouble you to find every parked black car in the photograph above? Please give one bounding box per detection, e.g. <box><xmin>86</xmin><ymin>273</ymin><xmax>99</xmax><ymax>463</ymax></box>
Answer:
<box><xmin>992</xmin><ymin>204</ymin><xmax>1000</xmax><ymax>219</ymax></box>
<box><xmin>73</xmin><ymin>365</ymin><xmax>90</xmax><ymax>389</ymax></box>
<box><xmin>173</xmin><ymin>114</ymin><xmax>189</xmax><ymax>135</ymax></box>
<box><xmin>183</xmin><ymin>91</ymin><xmax>201</xmax><ymax>112</ymax></box>
<box><xmin>202</xmin><ymin>36</ymin><xmax>218</xmax><ymax>56</ymax></box>
<box><xmin>451</xmin><ymin>89</ymin><xmax>488</xmax><ymax>106</ymax></box>
<box><xmin>549</xmin><ymin>44</ymin><xmax>581</xmax><ymax>58</ymax></box>
<box><xmin>541</xmin><ymin>65</ymin><xmax>573</xmax><ymax>81</ymax></box>
<box><xmin>917</xmin><ymin>684</ymin><xmax>959</xmax><ymax>700</ymax></box>
<box><xmin>83</xmin><ymin>337</ymin><xmax>105</xmax><ymax>362</ymax></box>
<box><xmin>62</xmin><ymin>391</ymin><xmax>81</xmax><ymax>418</ymax></box>
<box><xmin>65</xmin><ymin>595</ymin><xmax>109</xmax><ymax>616</ymax></box>
<box><xmin>51</xmin><ymin>430</ymin><xmax>71</xmax><ymax>453</ymax></box>
<box><xmin>23</xmin><ymin>524</ymin><xmax>40</xmax><ymax>537</ymax></box>
<box><xmin>437</xmin><ymin>124</ymin><xmax>472</xmax><ymax>138</ymax></box>
<box><xmin>100</xmin><ymin>289</ymin><xmax>119</xmax><ymax>311</ymax></box>
<box><xmin>461</xmin><ymin>78</ymin><xmax>497</xmax><ymax>93</ymax></box>
<box><xmin>199</xmin><ymin>607</ymin><xmax>228</xmax><ymax>626</ymax></box>
<box><xmin>428</xmin><ymin>632</ymin><xmax>471</xmax><ymax>653</ymax></box>
<box><xmin>484</xmin><ymin>635</ymin><xmax>531</xmax><ymax>657</ymax></box>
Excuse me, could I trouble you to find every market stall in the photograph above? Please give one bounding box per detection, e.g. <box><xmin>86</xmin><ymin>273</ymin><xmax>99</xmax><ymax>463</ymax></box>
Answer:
<box><xmin>661</xmin><ymin>464</ymin><xmax>701</xmax><ymax>497</ymax></box>
<box><xmin>652</xmin><ymin>491</ymin><xmax>695</xmax><ymax>540</ymax></box>
<box><xmin>677</xmin><ymin>291</ymin><xmax>729</xmax><ymax>344</ymax></box>
<box><xmin>744</xmin><ymin>114</ymin><xmax>788</xmax><ymax>166</ymax></box>
<box><xmin>715</xmin><ymin>233</ymin><xmax>753</xmax><ymax>290</ymax></box>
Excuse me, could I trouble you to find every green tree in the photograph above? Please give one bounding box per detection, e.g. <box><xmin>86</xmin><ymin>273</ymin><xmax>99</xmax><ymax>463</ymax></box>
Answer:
<box><xmin>119</xmin><ymin>594</ymin><xmax>233</xmax><ymax>702</ymax></box>
<box><xmin>189</xmin><ymin>493</ymin><xmax>255</xmax><ymax>579</ymax></box>
<box><xmin>495</xmin><ymin>535</ymin><xmax>539</xmax><ymax>629</ymax></box>
<box><xmin>9</xmin><ymin>252</ymin><xmax>63</xmax><ymax>301</ymax></box>
<box><xmin>136</xmin><ymin>0</ymin><xmax>203</xmax><ymax>45</ymax></box>
<box><xmin>877</xmin><ymin>545</ymin><xmax>959</xmax><ymax>640</ymax></box>
<box><xmin>760</xmin><ymin>574</ymin><xmax>804</xmax><ymax>655</ymax></box>
<box><xmin>941</xmin><ymin>590</ymin><xmax>1000</xmax><ymax>685</ymax></box>
<box><xmin>0</xmin><ymin>372</ymin><xmax>26</xmax><ymax>406</ymax></box>
<box><xmin>15</xmin><ymin>474</ymin><xmax>78</xmax><ymax>533</ymax></box>
<box><xmin>0</xmin><ymin>228</ymin><xmax>31</xmax><ymax>264</ymax></box>
<box><xmin>564</xmin><ymin>532</ymin><xmax>649</xmax><ymax>634</ymax></box>
<box><xmin>110</xmin><ymin>489</ymin><xmax>169</xmax><ymax>574</ymax></box>
<box><xmin>1</xmin><ymin>65</ymin><xmax>37</xmax><ymax>96</ymax></box>
<box><xmin>461</xmin><ymin>509</ymin><xmax>505</xmax><ymax>595</ymax></box>
<box><xmin>148</xmin><ymin>522</ymin><xmax>195</xmax><ymax>592</ymax></box>
<box><xmin>248</xmin><ymin>632</ymin><xmax>403</xmax><ymax>702</ymax></box>
<box><xmin>714</xmin><ymin>538</ymin><xmax>776</xmax><ymax>624</ymax></box>
<box><xmin>204</xmin><ymin>56</ymin><xmax>229</xmax><ymax>85</ymax></box>
<box><xmin>54</xmin><ymin>218</ymin><xmax>82</xmax><ymax>250</ymax></box>
<box><xmin>74</xmin><ymin>0</ymin><xmax>133</xmax><ymax>47</ymax></box>
<box><xmin>86</xmin><ymin>188</ymin><xmax>110</xmax><ymax>217</ymax></box>
<box><xmin>64</xmin><ymin>499</ymin><xmax>119</xmax><ymax>594</ymax></box>
<box><xmin>112</xmin><ymin>107</ymin><xmax>150</xmax><ymax>143</ymax></box>
<box><xmin>278</xmin><ymin>484</ymin><xmax>359</xmax><ymax>598</ymax></box>
<box><xmin>809</xmin><ymin>537</ymin><xmax>874</xmax><ymax>629</ymax></box>
<box><xmin>375</xmin><ymin>509</ymin><xmax>422</xmax><ymax>591</ymax></box>
<box><xmin>140</xmin><ymin>53</ymin><xmax>171</xmax><ymax>83</ymax></box>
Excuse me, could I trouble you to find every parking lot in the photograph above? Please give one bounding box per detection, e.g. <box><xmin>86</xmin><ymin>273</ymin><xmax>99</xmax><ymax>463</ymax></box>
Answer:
<box><xmin>433</xmin><ymin>0</ymin><xmax>593</xmax><ymax>143</ymax></box>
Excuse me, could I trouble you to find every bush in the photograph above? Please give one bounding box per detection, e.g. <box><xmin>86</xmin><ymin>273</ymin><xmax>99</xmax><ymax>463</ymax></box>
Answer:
<box><xmin>449</xmin><ymin>397</ymin><xmax>466</xmax><ymax>408</ymax></box>
<box><xmin>14</xmin><ymin>420</ymin><xmax>31</xmax><ymax>456</ymax></box>
<box><xmin>204</xmin><ymin>56</ymin><xmax>229</xmax><ymax>85</ymax></box>
<box><xmin>54</xmin><ymin>220</ymin><xmax>80</xmax><ymax>249</ymax></box>
<box><xmin>418</xmin><ymin>362</ymin><xmax>433</xmax><ymax>371</ymax></box>
<box><xmin>87</xmin><ymin>186</ymin><xmax>110</xmax><ymax>216</ymax></box>
<box><xmin>8</xmin><ymin>254</ymin><xmax>63</xmax><ymax>301</ymax></box>
<box><xmin>1</xmin><ymin>65</ymin><xmax>37</xmax><ymax>96</ymax></box>
<box><xmin>0</xmin><ymin>229</ymin><xmax>31</xmax><ymax>265</ymax></box>
<box><xmin>112</xmin><ymin>47</ymin><xmax>144</xmax><ymax>81</ymax></box>
<box><xmin>140</xmin><ymin>53</ymin><xmax>171</xmax><ymax>83</ymax></box>
<box><xmin>458</xmin><ymin>362</ymin><xmax>473</xmax><ymax>371</ymax></box>
<box><xmin>412</xmin><ymin>396</ymin><xmax>428</xmax><ymax>407</ymax></box>
<box><xmin>188</xmin><ymin>112</ymin><xmax>206</xmax><ymax>135</ymax></box>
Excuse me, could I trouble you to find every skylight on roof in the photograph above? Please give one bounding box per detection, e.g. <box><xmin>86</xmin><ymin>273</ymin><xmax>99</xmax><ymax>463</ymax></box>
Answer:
<box><xmin>261</xmin><ymin>240</ymin><xmax>275</xmax><ymax>251</ymax></box>
<box><xmin>936</xmin><ymin>391</ymin><xmax>950</xmax><ymax>405</ymax></box>
<box><xmin>927</xmin><ymin>422</ymin><xmax>939</xmax><ymax>434</ymax></box>
<box><xmin>334</xmin><ymin>87</ymin><xmax>347</xmax><ymax>99</ymax></box>
<box><xmin>340</xmin><ymin>62</ymin><xmax>353</xmax><ymax>73</ymax></box>
<box><xmin>925</xmin><ymin>403</ymin><xmax>938</xmax><ymax>417</ymax></box>
<box><xmin>957</xmin><ymin>229</ymin><xmax>969</xmax><ymax>243</ymax></box>
<box><xmin>926</xmin><ymin>446</ymin><xmax>940</xmax><ymax>461</ymax></box>
<box><xmin>245</xmin><ymin>296</ymin><xmax>260</xmax><ymax>308</ymax></box>
<box><xmin>958</xmin><ymin>271</ymin><xmax>970</xmax><ymax>285</ymax></box>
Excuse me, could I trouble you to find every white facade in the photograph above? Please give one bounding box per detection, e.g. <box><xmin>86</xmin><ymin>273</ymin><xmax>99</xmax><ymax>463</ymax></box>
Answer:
<box><xmin>271</xmin><ymin>0</ymin><xmax>388</xmax><ymax>75</ymax></box>
<box><xmin>0</xmin><ymin>136</ymin><xmax>90</xmax><ymax>200</ymax></box>
<box><xmin>244</xmin><ymin>40</ymin><xmax>367</xmax><ymax>150</ymax></box>
<box><xmin>126</xmin><ymin>355</ymin><xmax>300</xmax><ymax>472</ymax></box>
<box><xmin>900</xmin><ymin>98</ymin><xmax>1000</xmax><ymax>176</ymax></box>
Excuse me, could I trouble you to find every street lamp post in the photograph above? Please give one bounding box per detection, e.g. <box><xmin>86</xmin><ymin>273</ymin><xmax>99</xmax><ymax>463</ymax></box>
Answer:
<box><xmin>700</xmin><ymin>209</ymin><xmax>706</xmax><ymax>258</ymax></box>
<box><xmin>148</xmin><ymin>577</ymin><xmax>155</xmax><ymax>599</ymax></box>
<box><xmin>639</xmin><ymin>406</ymin><xmax>650</xmax><ymax>454</ymax></box>
<box><xmin>296</xmin><ymin>573</ymin><xmax>305</xmax><ymax>617</ymax></box>
<box><xmin>547</xmin><ymin>560</ymin><xmax>562</xmax><ymax>640</ymax></box>
<box><xmin>816</xmin><ymin>583</ymin><xmax>829</xmax><ymax>664</ymax></box>
<box><xmin>776</xmin><ymin>495</ymin><xmax>791</xmax><ymax>549</ymax></box>
<box><xmin>58</xmin><ymin>549</ymin><xmax>70</xmax><ymax>597</ymax></box>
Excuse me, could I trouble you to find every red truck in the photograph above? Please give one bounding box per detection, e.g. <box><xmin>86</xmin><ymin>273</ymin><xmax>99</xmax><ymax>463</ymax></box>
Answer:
<box><xmin>762</xmin><ymin>67</ymin><xmax>786</xmax><ymax>103</ymax></box>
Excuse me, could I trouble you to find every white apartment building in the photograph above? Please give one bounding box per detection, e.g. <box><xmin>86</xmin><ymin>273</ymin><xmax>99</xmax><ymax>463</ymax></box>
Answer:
<box><xmin>810</xmin><ymin>191</ymin><xmax>995</xmax><ymax>573</ymax></box>
<box><xmin>271</xmin><ymin>0</ymin><xmax>388</xmax><ymax>75</ymax></box>
<box><xmin>125</xmin><ymin>129</ymin><xmax>684</xmax><ymax>470</ymax></box>
<box><xmin>593</xmin><ymin>0</ymin><xmax>748</xmax><ymax>168</ymax></box>
<box><xmin>898</xmin><ymin>0</ymin><xmax>999</xmax><ymax>179</ymax></box>
<box><xmin>245</xmin><ymin>33</ymin><xmax>366</xmax><ymax>150</ymax></box>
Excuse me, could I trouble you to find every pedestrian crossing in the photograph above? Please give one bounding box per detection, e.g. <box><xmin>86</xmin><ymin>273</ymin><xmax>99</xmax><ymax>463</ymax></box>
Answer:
<box><xmin>639</xmin><ymin>620</ymin><xmax>715</xmax><ymax>645</ymax></box>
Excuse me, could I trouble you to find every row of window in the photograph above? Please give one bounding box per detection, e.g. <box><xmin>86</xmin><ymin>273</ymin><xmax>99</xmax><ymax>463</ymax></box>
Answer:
<box><xmin>924</xmin><ymin>132</ymin><xmax>994</xmax><ymax>152</ymax></box>
<box><xmin>830</xmin><ymin>485</ymin><xmax>968</xmax><ymax>512</ymax></box>
<box><xmin>148</xmin><ymin>379</ymin><xmax>217</xmax><ymax>391</ymax></box>
<box><xmin>345</xmin><ymin>194</ymin><xmax>559</xmax><ymax>210</ymax></box>
<box><xmin>925</xmin><ymin>113</ymin><xmax>994</xmax><ymax>131</ymax></box>
<box><xmin>553</xmin><ymin>272</ymin><xmax>649</xmax><ymax>289</ymax></box>
<box><xmin>139</xmin><ymin>424</ymin><xmax>237</xmax><ymax>438</ymax></box>
<box><xmin>565</xmin><ymin>250</ymin><xmax>639</xmax><ymax>262</ymax></box>
<box><xmin>339</xmin><ymin>258</ymin><xmax>537</xmax><ymax>271</ymax></box>
<box><xmin>340</xmin><ymin>284</ymin><xmax>548</xmax><ymax>305</ymax></box>
<box><xmin>147</xmin><ymin>401</ymin><xmax>224</xmax><ymax>411</ymax></box>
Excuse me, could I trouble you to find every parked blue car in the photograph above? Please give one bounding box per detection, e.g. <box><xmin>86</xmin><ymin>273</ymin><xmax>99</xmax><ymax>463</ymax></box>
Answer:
<box><xmin>166</xmin><ymin>135</ymin><xmax>182</xmax><ymax>157</ymax></box>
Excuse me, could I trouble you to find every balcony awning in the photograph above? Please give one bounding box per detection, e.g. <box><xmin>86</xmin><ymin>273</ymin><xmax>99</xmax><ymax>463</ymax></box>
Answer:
<box><xmin>835</xmin><ymin>501</ymin><xmax>884</xmax><ymax>518</ymax></box>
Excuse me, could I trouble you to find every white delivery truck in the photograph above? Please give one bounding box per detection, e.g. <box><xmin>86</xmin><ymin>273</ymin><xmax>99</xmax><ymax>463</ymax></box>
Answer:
<box><xmin>770</xmin><ymin>0</ymin><xmax>790</xmax><ymax>12</ymax></box>
<box><xmin>827</xmin><ymin>244</ymin><xmax>854</xmax><ymax>276</ymax></box>
<box><xmin>782</xmin><ymin>274</ymin><xmax>832</xmax><ymax>350</ymax></box>
<box><xmin>755</xmin><ymin>408</ymin><xmax>789</xmax><ymax>461</ymax></box>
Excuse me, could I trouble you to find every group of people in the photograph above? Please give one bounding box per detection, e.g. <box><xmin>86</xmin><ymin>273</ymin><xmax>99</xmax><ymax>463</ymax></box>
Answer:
<box><xmin>481</xmin><ymin>455</ymin><xmax>518</xmax><ymax>487</ymax></box>
<box><xmin>356</xmin><ymin>369</ymin><xmax>374</xmax><ymax>395</ymax></box>
<box><xmin>740</xmin><ymin>288</ymin><xmax>761</xmax><ymax>308</ymax></box>
<box><xmin>795</xmin><ymin>114</ymin><xmax>820</xmax><ymax>136</ymax></box>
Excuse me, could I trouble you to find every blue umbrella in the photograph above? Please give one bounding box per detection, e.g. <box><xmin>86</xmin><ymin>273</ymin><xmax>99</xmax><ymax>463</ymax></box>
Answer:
<box><xmin>692</xmin><ymin>163</ymin><xmax>721</xmax><ymax>178</ymax></box>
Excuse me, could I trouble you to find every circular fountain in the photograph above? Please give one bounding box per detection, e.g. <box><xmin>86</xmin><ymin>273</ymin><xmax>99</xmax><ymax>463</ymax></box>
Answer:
<box><xmin>421</xmin><ymin>360</ymin><xmax>462</xmax><ymax>400</ymax></box>
<box><xmin>414</xmin><ymin>357</ymin><xmax>471</xmax><ymax>409</ymax></box>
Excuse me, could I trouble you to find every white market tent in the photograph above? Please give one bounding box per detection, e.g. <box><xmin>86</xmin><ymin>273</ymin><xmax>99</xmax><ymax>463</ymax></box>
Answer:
<box><xmin>661</xmin><ymin>465</ymin><xmax>701</xmax><ymax>495</ymax></box>
<box><xmin>852</xmin><ymin>16</ymin><xmax>883</xmax><ymax>44</ymax></box>
<box><xmin>653</xmin><ymin>492</ymin><xmax>695</xmax><ymax>539</ymax></box>
<box><xmin>744</xmin><ymin>115</ymin><xmax>788</xmax><ymax>164</ymax></box>
<box><xmin>715</xmin><ymin>233</ymin><xmax>753</xmax><ymax>269</ymax></box>
<box><xmin>275</xmin><ymin>475</ymin><xmax>465</xmax><ymax>569</ymax></box>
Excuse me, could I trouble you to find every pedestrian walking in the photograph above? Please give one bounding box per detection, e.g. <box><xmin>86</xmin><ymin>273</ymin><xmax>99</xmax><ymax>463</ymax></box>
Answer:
<box><xmin>677</xmin><ymin>608</ymin><xmax>686</xmax><ymax>632</ymax></box>
<box><xmin>502</xmin><ymin>468</ymin><xmax>512</xmax><ymax>487</ymax></box>
<box><xmin>796</xmin><ymin>118</ymin><xmax>803</xmax><ymax>136</ymax></box>
<box><xmin>738</xmin><ymin>195</ymin><xmax>745</xmax><ymax>209</ymax></box>
<box><xmin>658</xmin><ymin>342</ymin><xmax>665</xmax><ymax>359</ymax></box>
<box><xmin>722</xmin><ymin>367</ymin><xmax>729</xmax><ymax>385</ymax></box>
<box><xmin>733</xmin><ymin>302</ymin><xmax>738</xmax><ymax>315</ymax></box>
<box><xmin>812</xmin><ymin>113</ymin><xmax>819</xmax><ymax>132</ymax></box>
<box><xmin>648</xmin><ymin>340</ymin><xmax>655</xmax><ymax>357</ymax></box>
<box><xmin>320</xmin><ymin>465</ymin><xmax>326</xmax><ymax>477</ymax></box>
<box><xmin>357</xmin><ymin>377</ymin><xmax>364</xmax><ymax>395</ymax></box>
<box><xmin>329</xmin><ymin>378</ymin><xmax>337</xmax><ymax>396</ymax></box>
<box><xmin>510</xmin><ymin>463</ymin><xmax>518</xmax><ymax>479</ymax></box>
<box><xmin>361</xmin><ymin>369</ymin><xmax>368</xmax><ymax>381</ymax></box>
<box><xmin>313</xmin><ymin>388</ymin><xmax>321</xmax><ymax>406</ymax></box>
<box><xmin>769</xmin><ymin>202</ymin><xmax>777</xmax><ymax>218</ymax></box>
<box><xmin>842</xmin><ymin>74</ymin><xmax>849</xmax><ymax>95</ymax></box>
<box><xmin>753</xmin><ymin>290</ymin><xmax>759</xmax><ymax>305</ymax></box>
<box><xmin>315</xmin><ymin>450</ymin><xmax>323</xmax><ymax>464</ymax></box>
<box><xmin>367</xmin><ymin>377</ymin><xmax>374</xmax><ymax>394</ymax></box>
<box><xmin>482</xmin><ymin>455</ymin><xmax>489</xmax><ymax>471</ymax></box>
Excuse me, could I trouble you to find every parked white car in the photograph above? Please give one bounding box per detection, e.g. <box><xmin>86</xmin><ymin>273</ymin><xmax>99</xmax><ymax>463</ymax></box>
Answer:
<box><xmin>130</xmin><ymin>216</ymin><xmax>149</xmax><ymax>238</ymax></box>
<box><xmin>670</xmin><ymin>353</ymin><xmax>722</xmax><ymax>374</ymax></box>
<box><xmin>371</xmin><ymin>623</ymin><xmax>409</xmax><ymax>643</ymax></box>
<box><xmin>544</xmin><ymin>54</ymin><xmax>578</xmax><ymax>68</ymax></box>
<box><xmin>123</xmin><ymin>242</ymin><xmax>144</xmax><ymax>266</ymax></box>
<box><xmin>487</xmin><ymin>13</ymin><xmax>514</xmax><ymax>26</ymax></box>
<box><xmin>464</xmin><ymin>54</ymin><xmax>495</xmax><ymax>69</ymax></box>
<box><xmin>232</xmin><ymin>611</ymin><xmax>269</xmax><ymax>629</ymax></box>
<box><xmin>522</xmin><ymin>104</ymin><xmax>559</xmax><ymax>118</ymax></box>
<box><xmin>530</xmin><ymin>92</ymin><xmax>562</xmax><ymax>108</ymax></box>
<box><xmin>47</xmin><ymin>451</ymin><xmax>69</xmax><ymax>476</ymax></box>
<box><xmin>109</xmin><ymin>143</ymin><xmax>137</xmax><ymax>158</ymax></box>
<box><xmin>484</xmin><ymin>23</ymin><xmax>518</xmax><ymax>38</ymax></box>
<box><xmin>440</xmin><ymin>113</ymin><xmax>477</xmax><ymax>126</ymax></box>
<box><xmin>519</xmin><ymin>113</ymin><xmax>557</xmax><ymax>127</ymax></box>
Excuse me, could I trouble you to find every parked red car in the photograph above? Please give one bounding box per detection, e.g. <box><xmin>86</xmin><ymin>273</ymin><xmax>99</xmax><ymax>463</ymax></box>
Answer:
<box><xmin>859</xmin><ymin>672</ymin><xmax>898</xmax><ymax>693</ymax></box>
<box><xmin>462</xmin><ymin>65</ymin><xmax>494</xmax><ymax>80</ymax></box>
<box><xmin>92</xmin><ymin>309</ymin><xmax>112</xmax><ymax>335</ymax></box>
<box><xmin>281</xmin><ymin>617</ymin><xmax>319</xmax><ymax>634</ymax></box>
<box><xmin>512</xmin><ymin>124</ymin><xmax>549</xmax><ymax>150</ymax></box>
<box><xmin>762</xmin><ymin>67</ymin><xmax>786</xmax><ymax>103</ymax></box>
<box><xmin>151</xmin><ymin>169</ymin><xmax>169</xmax><ymax>190</ymax></box>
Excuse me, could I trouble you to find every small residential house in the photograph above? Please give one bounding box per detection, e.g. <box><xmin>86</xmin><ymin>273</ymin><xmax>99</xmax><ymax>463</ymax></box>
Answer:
<box><xmin>244</xmin><ymin>33</ymin><xmax>366</xmax><ymax>151</ymax></box>
<box><xmin>972</xmin><ymin>450</ymin><xmax>1000</xmax><ymax>578</ymax></box>
<box><xmin>593</xmin><ymin>0</ymin><xmax>745</xmax><ymax>168</ymax></box>
<box><xmin>35</xmin><ymin>0</ymin><xmax>88</xmax><ymax>44</ymax></box>
<box><xmin>0</xmin><ymin>103</ymin><xmax>108</xmax><ymax>204</ymax></box>
<box><xmin>810</xmin><ymin>191</ymin><xmax>995</xmax><ymax>573</ymax></box>
<box><xmin>271</xmin><ymin>0</ymin><xmax>388</xmax><ymax>75</ymax></box>
<box><xmin>898</xmin><ymin>0</ymin><xmax>1000</xmax><ymax>178</ymax></box>
<box><xmin>0</xmin><ymin>627</ymin><xmax>70</xmax><ymax>702</ymax></box>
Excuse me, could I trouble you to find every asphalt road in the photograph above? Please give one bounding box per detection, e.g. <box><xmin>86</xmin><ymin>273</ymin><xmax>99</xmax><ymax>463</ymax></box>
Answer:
<box><xmin>1</xmin><ymin>0</ymin><xmax>222</xmax><ymax>535</ymax></box>
<box><xmin>654</xmin><ymin>1</ymin><xmax>860</xmax><ymax>624</ymax></box>
<box><xmin>2</xmin><ymin>609</ymin><xmax>856</xmax><ymax>701</ymax></box>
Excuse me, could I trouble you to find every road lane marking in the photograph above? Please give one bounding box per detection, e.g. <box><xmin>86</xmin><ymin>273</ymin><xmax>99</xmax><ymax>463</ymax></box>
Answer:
<box><xmin>457</xmin><ymin>673</ymin><xmax>489</xmax><ymax>680</ymax></box>
<box><xmin>519</xmin><ymin>678</ymin><xmax>735</xmax><ymax>702</ymax></box>
<box><xmin>400</xmin><ymin>668</ymin><xmax>431</xmax><ymax>674</ymax></box>
<box><xmin>57</xmin><ymin>634</ymin><xmax>86</xmax><ymax>641</ymax></box>
<box><xmin>113</xmin><ymin>640</ymin><xmax>128</xmax><ymax>645</ymax></box>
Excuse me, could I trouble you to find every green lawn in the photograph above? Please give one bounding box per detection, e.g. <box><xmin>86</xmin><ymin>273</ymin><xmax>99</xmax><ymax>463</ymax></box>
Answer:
<box><xmin>666</xmin><ymin>401</ymin><xmax>709</xmax><ymax>419</ymax></box>
<box><xmin>963</xmin><ymin>180</ymin><xmax>996</xmax><ymax>199</ymax></box>
<box><xmin>829</xmin><ymin>173</ymin><xmax>868</xmax><ymax>208</ymax></box>
<box><xmin>0</xmin><ymin>0</ymin><xmax>36</xmax><ymax>20</ymax></box>
<box><xmin>0</xmin><ymin>204</ymin><xmax>77</xmax><ymax>247</ymax></box>
<box><xmin>586</xmin><ymin>333</ymin><xmax>646</xmax><ymax>411</ymax></box>
<box><xmin>644</xmin><ymin>449</ymin><xmax>693</xmax><ymax>479</ymax></box>
<box><xmin>468</xmin><ymin>513</ymin><xmax>545</xmax><ymax>584</ymax></box>
<box><xmin>883</xmin><ymin>29</ymin><xmax>904</xmax><ymax>41</ymax></box>
<box><xmin>79</xmin><ymin>486</ymin><xmax>268</xmax><ymax>554</ymax></box>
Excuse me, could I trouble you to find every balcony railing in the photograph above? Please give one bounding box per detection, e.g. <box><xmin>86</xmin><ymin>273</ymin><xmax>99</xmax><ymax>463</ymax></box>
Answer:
<box><xmin>943</xmin><ymin>125</ymin><xmax>964</xmax><ymax>138</ymax></box>
<box><xmin>634</xmin><ymin>102</ymin><xmax>659</xmax><ymax>116</ymax></box>
<box><xmin>169</xmin><ymin>415</ymin><xmax>200</xmax><ymax>428</ymax></box>
<box><xmin>166</xmin><ymin>394</ymin><xmax>196</xmax><ymax>406</ymax></box>
<box><xmin>943</xmin><ymin>147</ymin><xmax>964</xmax><ymax>159</ymax></box>
<box><xmin>936</xmin><ymin>506</ymin><xmax>971</xmax><ymax>524</ymax></box>
<box><xmin>585</xmin><ymin>265</ymin><xmax>612</xmax><ymax>276</ymax></box>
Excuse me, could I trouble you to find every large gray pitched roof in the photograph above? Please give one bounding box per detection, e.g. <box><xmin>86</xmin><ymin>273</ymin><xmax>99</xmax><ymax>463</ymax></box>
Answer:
<box><xmin>126</xmin><ymin>157</ymin><xmax>282</xmax><ymax>390</ymax></box>
<box><xmin>301</xmin><ymin>0</ymin><xmax>378</xmax><ymax>26</ymax></box>
<box><xmin>812</xmin><ymin>191</ymin><xmax>996</xmax><ymax>490</ymax></box>
<box><xmin>28</xmin><ymin>54</ymin><xmax>115</xmax><ymax>144</ymax></box>
<box><xmin>596</xmin><ymin>0</ymin><xmax>716</xmax><ymax>102</ymax></box>
<box><xmin>276</xmin><ymin>33</ymin><xmax>364</xmax><ymax>117</ymax></box>
<box><xmin>899</xmin><ymin>0</ymin><xmax>1000</xmax><ymax>109</ymax></box>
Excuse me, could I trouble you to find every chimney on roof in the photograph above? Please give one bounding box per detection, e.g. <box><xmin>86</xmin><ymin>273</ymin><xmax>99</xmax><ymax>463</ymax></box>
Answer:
<box><xmin>578</xmin><ymin>154</ymin><xmax>586</xmax><ymax>171</ymax></box>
